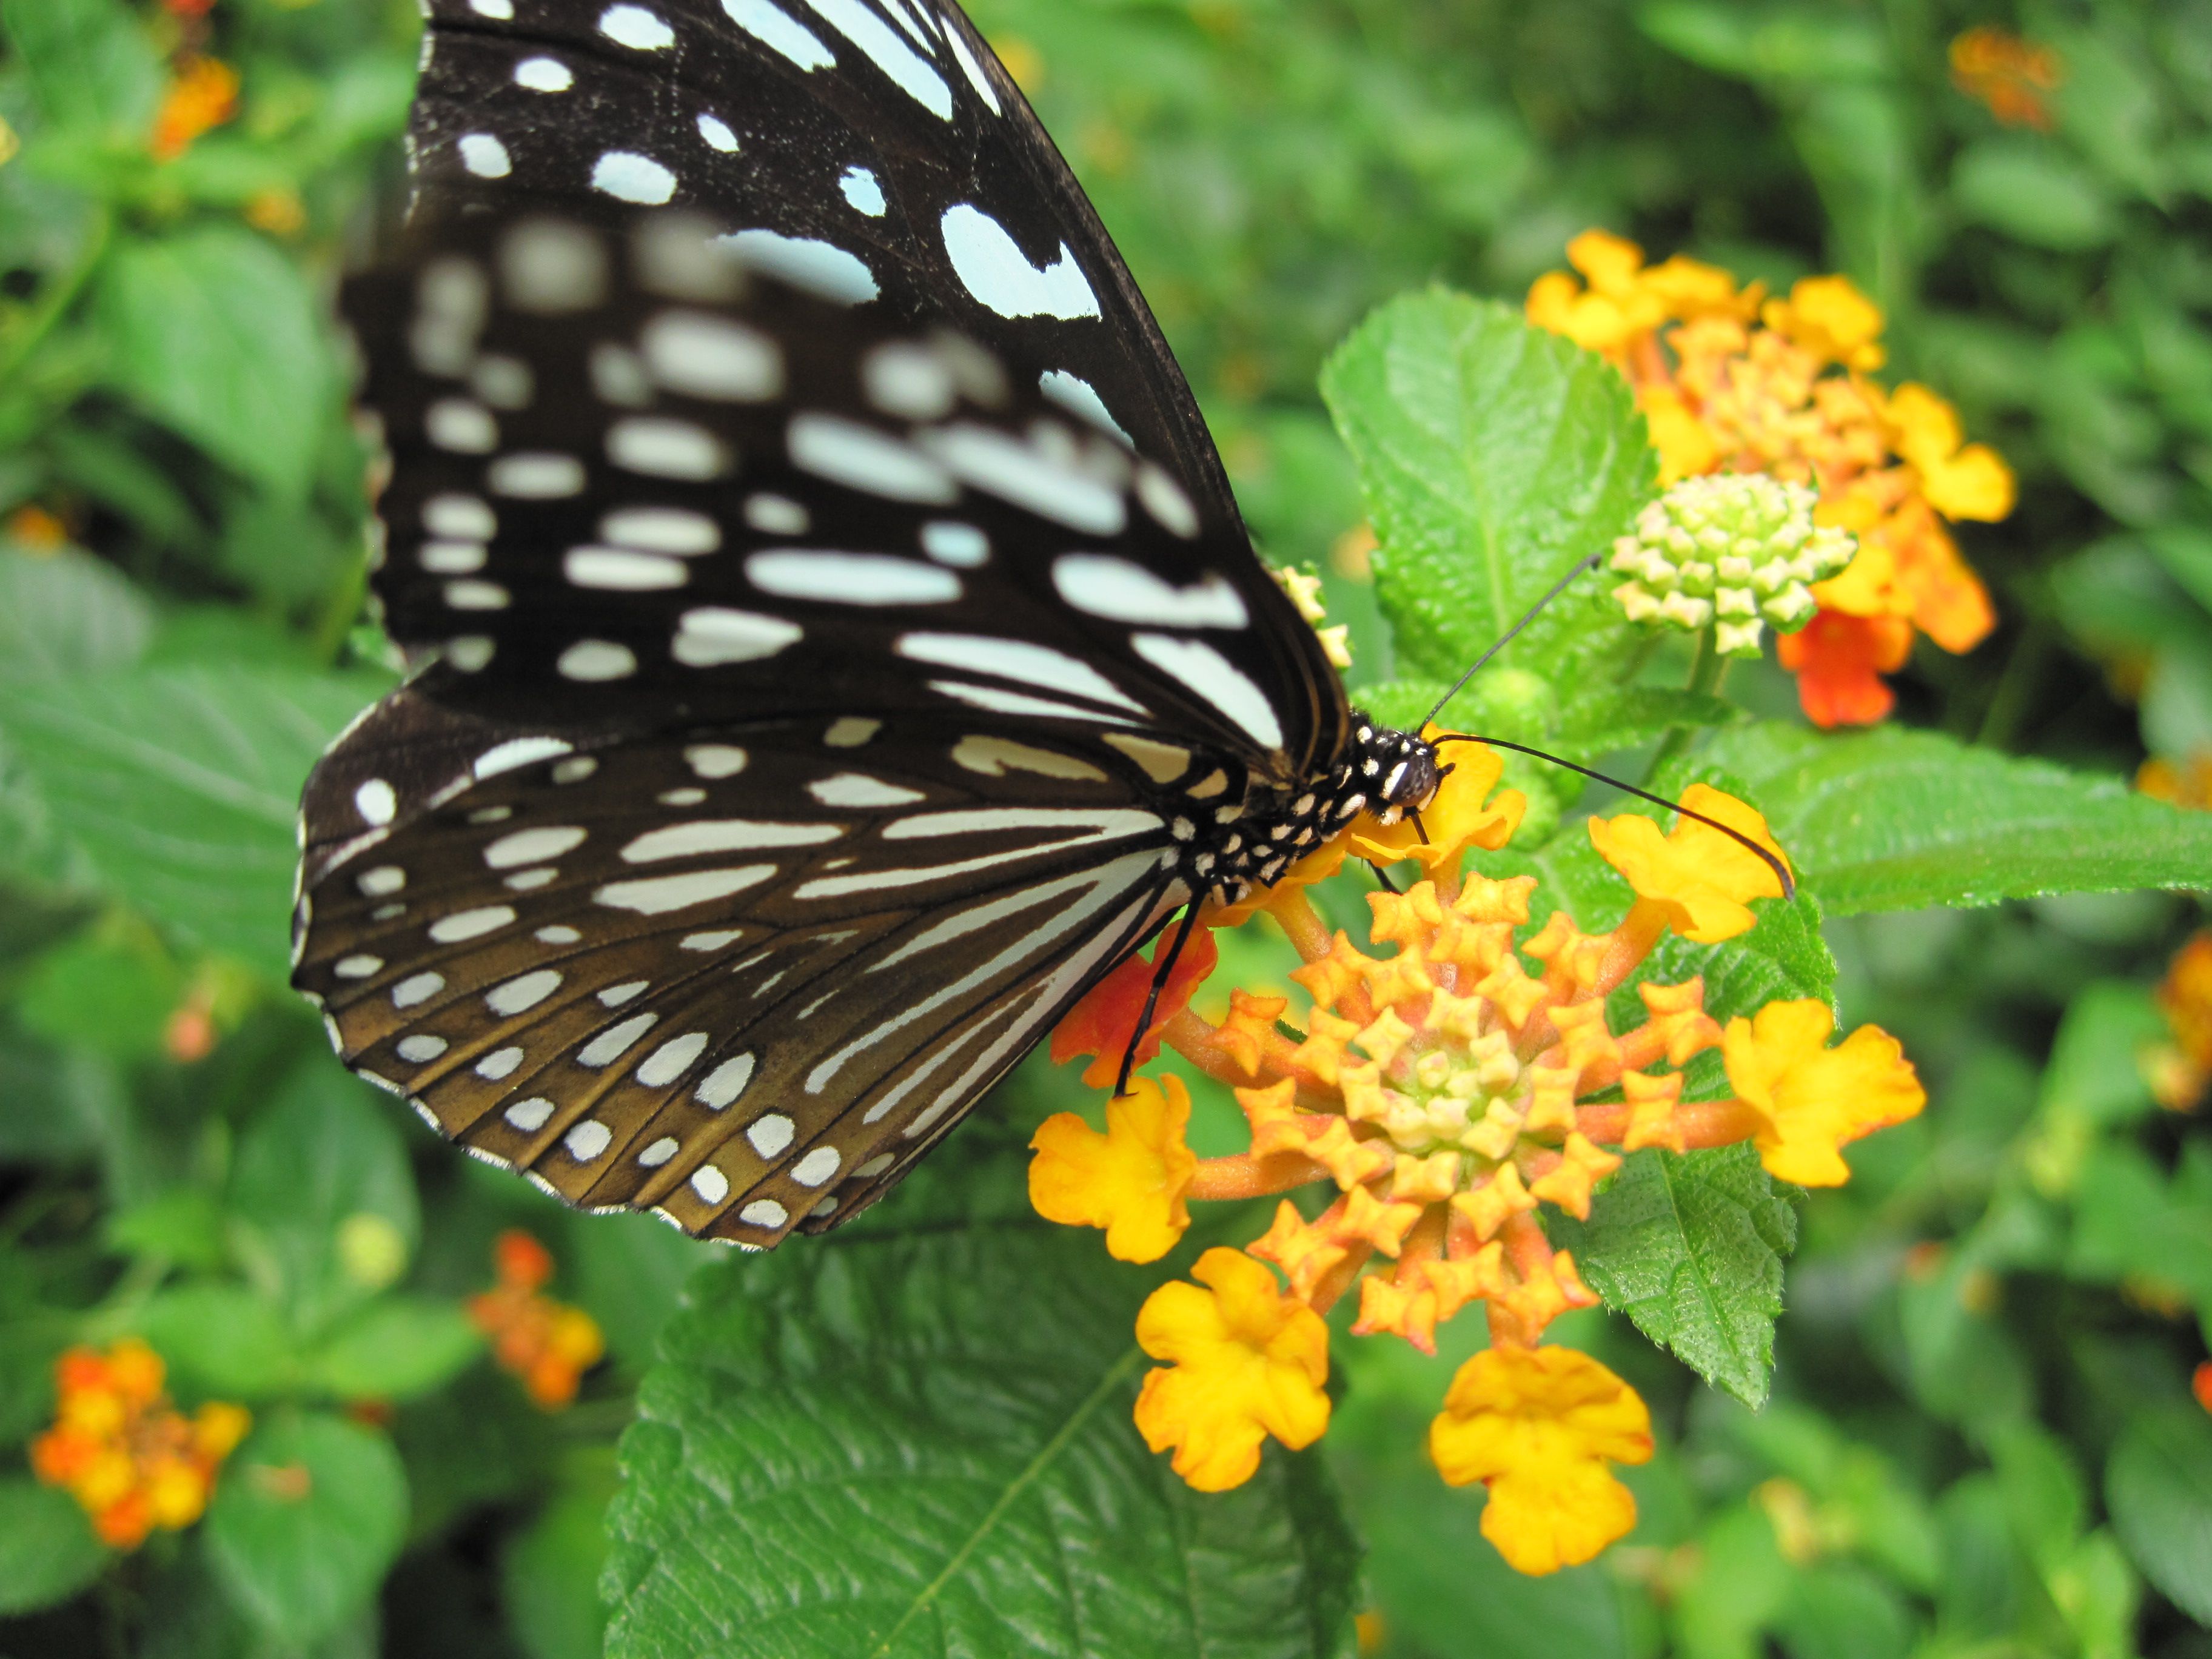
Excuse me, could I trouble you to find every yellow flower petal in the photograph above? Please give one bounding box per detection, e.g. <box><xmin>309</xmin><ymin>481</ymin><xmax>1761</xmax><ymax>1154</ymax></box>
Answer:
<box><xmin>1586</xmin><ymin>784</ymin><xmax>1791</xmax><ymax>943</ymax></box>
<box><xmin>1429</xmin><ymin>1345</ymin><xmax>1654</xmax><ymax>1575</ymax></box>
<box><xmin>1763</xmin><ymin>275</ymin><xmax>1886</xmax><ymax>371</ymax></box>
<box><xmin>1722</xmin><ymin>1000</ymin><xmax>1926</xmax><ymax>1185</ymax></box>
<box><xmin>1637</xmin><ymin>385</ymin><xmax>1722</xmax><ymax>486</ymax></box>
<box><xmin>1133</xmin><ymin>1248</ymin><xmax>1331</xmax><ymax>1492</ymax></box>
<box><xmin>1346</xmin><ymin>735</ymin><xmax>1525</xmax><ymax>874</ymax></box>
<box><xmin>1921</xmin><ymin>443</ymin><xmax>2016</xmax><ymax>522</ymax></box>
<box><xmin>1027</xmin><ymin>1074</ymin><xmax>1196</xmax><ymax>1262</ymax></box>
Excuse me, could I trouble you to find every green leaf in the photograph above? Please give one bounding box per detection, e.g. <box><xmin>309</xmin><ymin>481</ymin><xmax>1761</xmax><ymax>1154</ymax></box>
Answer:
<box><xmin>1689</xmin><ymin>723</ymin><xmax>2212</xmax><ymax>912</ymax></box>
<box><xmin>134</xmin><ymin>1283</ymin><xmax>299</xmax><ymax>1399</ymax></box>
<box><xmin>505</xmin><ymin>1469</ymin><xmax>618</xmax><ymax>1659</ymax></box>
<box><xmin>0</xmin><ymin>1478</ymin><xmax>106</xmax><ymax>1615</ymax></box>
<box><xmin>0</xmin><ymin>664</ymin><xmax>384</xmax><ymax>979</ymax></box>
<box><xmin>2104</xmin><ymin>1408</ymin><xmax>2212</xmax><ymax>1626</ymax></box>
<box><xmin>304</xmin><ymin>1297</ymin><xmax>481</xmax><ymax>1404</ymax></box>
<box><xmin>229</xmin><ymin>1059</ymin><xmax>419</xmax><ymax>1333</ymax></box>
<box><xmin>1320</xmin><ymin>290</ymin><xmax>1652</xmax><ymax>686</ymax></box>
<box><xmin>2038</xmin><ymin>981</ymin><xmax>2164</xmax><ymax>1130</ymax></box>
<box><xmin>605</xmin><ymin>1221</ymin><xmax>1358</xmax><ymax>1658</ymax></box>
<box><xmin>1775</xmin><ymin>1563</ymin><xmax>1912</xmax><ymax>1659</ymax></box>
<box><xmin>204</xmin><ymin>1412</ymin><xmax>409</xmax><ymax>1649</ymax></box>
<box><xmin>0</xmin><ymin>0</ymin><xmax>159</xmax><ymax>135</ymax></box>
<box><xmin>96</xmin><ymin>227</ymin><xmax>334</xmax><ymax>500</ymax></box>
<box><xmin>1952</xmin><ymin>141</ymin><xmax>2120</xmax><ymax>252</ymax></box>
<box><xmin>1552</xmin><ymin>1145</ymin><xmax>1795</xmax><ymax>1408</ymax></box>
<box><xmin>0</xmin><ymin>548</ymin><xmax>153</xmax><ymax>685</ymax></box>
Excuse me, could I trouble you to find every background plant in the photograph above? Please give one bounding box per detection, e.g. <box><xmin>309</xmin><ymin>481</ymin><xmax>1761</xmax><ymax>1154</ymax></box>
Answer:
<box><xmin>2</xmin><ymin>1</ymin><xmax>2211</xmax><ymax>1656</ymax></box>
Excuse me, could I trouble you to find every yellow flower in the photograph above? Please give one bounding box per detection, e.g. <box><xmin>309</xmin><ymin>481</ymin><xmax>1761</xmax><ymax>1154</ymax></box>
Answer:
<box><xmin>1586</xmin><ymin>784</ymin><xmax>1791</xmax><ymax>943</ymax></box>
<box><xmin>1133</xmin><ymin>1248</ymin><xmax>1332</xmax><ymax>1492</ymax></box>
<box><xmin>1028</xmin><ymin>1073</ymin><xmax>1198</xmax><ymax>1263</ymax></box>
<box><xmin>1721</xmin><ymin>1000</ymin><xmax>1925</xmax><ymax>1185</ymax></box>
<box><xmin>1885</xmin><ymin>383</ymin><xmax>2016</xmax><ymax>522</ymax></box>
<box><xmin>1429</xmin><ymin>1345</ymin><xmax>1654</xmax><ymax>1575</ymax></box>
<box><xmin>1637</xmin><ymin>385</ymin><xmax>1722</xmax><ymax>485</ymax></box>
<box><xmin>1762</xmin><ymin>275</ymin><xmax>1886</xmax><ymax>372</ymax></box>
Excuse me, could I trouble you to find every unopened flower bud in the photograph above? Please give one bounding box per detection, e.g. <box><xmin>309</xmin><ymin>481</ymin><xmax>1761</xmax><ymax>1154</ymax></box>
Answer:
<box><xmin>1609</xmin><ymin>474</ymin><xmax>1855</xmax><ymax>657</ymax></box>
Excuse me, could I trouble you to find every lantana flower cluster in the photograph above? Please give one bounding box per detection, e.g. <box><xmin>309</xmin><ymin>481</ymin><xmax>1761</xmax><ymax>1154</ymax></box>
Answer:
<box><xmin>30</xmin><ymin>1339</ymin><xmax>250</xmax><ymax>1548</ymax></box>
<box><xmin>467</xmin><ymin>1230</ymin><xmax>607</xmax><ymax>1409</ymax></box>
<box><xmin>1527</xmin><ymin>232</ymin><xmax>2014</xmax><ymax>727</ymax></box>
<box><xmin>1610</xmin><ymin>474</ymin><xmax>1856</xmax><ymax>659</ymax></box>
<box><xmin>1950</xmin><ymin>26</ymin><xmax>2063</xmax><ymax>131</ymax></box>
<box><xmin>1031</xmin><ymin>749</ymin><xmax>1923</xmax><ymax>1575</ymax></box>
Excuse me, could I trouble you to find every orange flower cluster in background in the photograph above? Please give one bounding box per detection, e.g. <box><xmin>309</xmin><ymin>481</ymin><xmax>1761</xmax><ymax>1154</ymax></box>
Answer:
<box><xmin>30</xmin><ymin>1339</ymin><xmax>250</xmax><ymax>1548</ymax></box>
<box><xmin>1033</xmin><ymin>754</ymin><xmax>1922</xmax><ymax>1574</ymax></box>
<box><xmin>151</xmin><ymin>56</ymin><xmax>238</xmax><ymax>161</ymax></box>
<box><xmin>1950</xmin><ymin>27</ymin><xmax>2063</xmax><ymax>130</ymax></box>
<box><xmin>1527</xmin><ymin>231</ymin><xmax>2014</xmax><ymax>726</ymax></box>
<box><xmin>2147</xmin><ymin>931</ymin><xmax>2212</xmax><ymax>1113</ymax></box>
<box><xmin>2139</xmin><ymin>751</ymin><xmax>2212</xmax><ymax>813</ymax></box>
<box><xmin>468</xmin><ymin>1230</ymin><xmax>606</xmax><ymax>1408</ymax></box>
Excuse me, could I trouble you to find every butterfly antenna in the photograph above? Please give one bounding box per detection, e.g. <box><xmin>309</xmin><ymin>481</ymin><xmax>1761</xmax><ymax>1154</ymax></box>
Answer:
<box><xmin>1113</xmin><ymin>900</ymin><xmax>1205</xmax><ymax>1099</ymax></box>
<box><xmin>1435</xmin><ymin>734</ymin><xmax>1796</xmax><ymax>900</ymax></box>
<box><xmin>1368</xmin><ymin>862</ymin><xmax>1400</xmax><ymax>894</ymax></box>
<box><xmin>1423</xmin><ymin>551</ymin><xmax>1606</xmax><ymax>728</ymax></box>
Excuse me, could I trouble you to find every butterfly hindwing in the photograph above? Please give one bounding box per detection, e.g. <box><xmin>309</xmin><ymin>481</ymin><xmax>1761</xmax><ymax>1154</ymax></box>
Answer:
<box><xmin>295</xmin><ymin>690</ymin><xmax>1202</xmax><ymax>1240</ymax></box>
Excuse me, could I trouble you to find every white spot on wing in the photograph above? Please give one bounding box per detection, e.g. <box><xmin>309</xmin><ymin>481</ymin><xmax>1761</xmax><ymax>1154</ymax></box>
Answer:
<box><xmin>637</xmin><ymin>1031</ymin><xmax>709</xmax><ymax>1087</ymax></box>
<box><xmin>698</xmin><ymin>1053</ymin><xmax>756</xmax><ymax>1107</ymax></box>
<box><xmin>608</xmin><ymin>417</ymin><xmax>726</xmax><ymax>478</ymax></box>
<box><xmin>746</xmin><ymin>551</ymin><xmax>960</xmax><ymax>605</ymax></box>
<box><xmin>565</xmin><ymin>548</ymin><xmax>687</xmax><ymax>590</ymax></box>
<box><xmin>557</xmin><ymin>640</ymin><xmax>639</xmax><ymax>680</ymax></box>
<box><xmin>515</xmin><ymin>56</ymin><xmax>572</xmax><ymax>90</ymax></box>
<box><xmin>429</xmin><ymin>905</ymin><xmax>515</xmax><ymax>943</ymax></box>
<box><xmin>355</xmin><ymin>779</ymin><xmax>397</xmax><ymax>826</ymax></box>
<box><xmin>672</xmin><ymin>608</ymin><xmax>802</xmax><ymax>665</ymax></box>
<box><xmin>809</xmin><ymin>773</ymin><xmax>925</xmax><ymax>807</ymax></box>
<box><xmin>685</xmin><ymin>744</ymin><xmax>748</xmax><ymax>778</ymax></box>
<box><xmin>488</xmin><ymin>970</ymin><xmax>563</xmax><ymax>1015</ymax></box>
<box><xmin>594</xmin><ymin>867</ymin><xmax>777</xmax><ymax>913</ymax></box>
<box><xmin>1130</xmin><ymin>632</ymin><xmax>1284</xmax><ymax>751</ymax></box>
<box><xmin>599</xmin><ymin>5</ymin><xmax>675</xmax><ymax>49</ymax></box>
<box><xmin>459</xmin><ymin>134</ymin><xmax>512</xmax><ymax>179</ymax></box>
<box><xmin>605</xmin><ymin>507</ymin><xmax>720</xmax><ymax>554</ymax></box>
<box><xmin>840</xmin><ymin>165</ymin><xmax>887</xmax><ymax>216</ymax></box>
<box><xmin>1052</xmin><ymin>554</ymin><xmax>1249</xmax><ymax>628</ymax></box>
<box><xmin>566</xmin><ymin>1119</ymin><xmax>612</xmax><ymax>1161</ymax></box>
<box><xmin>918</xmin><ymin>424</ymin><xmax>1123</xmax><ymax>534</ymax></box>
<box><xmin>489</xmin><ymin>453</ymin><xmax>586</xmax><ymax>498</ymax></box>
<box><xmin>697</xmin><ymin>113</ymin><xmax>739</xmax><ymax>151</ymax></box>
<box><xmin>920</xmin><ymin>521</ymin><xmax>988</xmax><ymax>566</ymax></box>
<box><xmin>791</xmin><ymin>1146</ymin><xmax>841</xmax><ymax>1185</ymax></box>
<box><xmin>424</xmin><ymin>494</ymin><xmax>494</xmax><ymax>539</ymax></box>
<box><xmin>475</xmin><ymin>737</ymin><xmax>572</xmax><ymax>779</ymax></box>
<box><xmin>592</xmin><ymin>151</ymin><xmax>678</xmax><ymax>205</ymax></box>
<box><xmin>746</xmin><ymin>1112</ymin><xmax>795</xmax><ymax>1156</ymax></box>
<box><xmin>578</xmin><ymin>1013</ymin><xmax>659</xmax><ymax>1067</ymax></box>
<box><xmin>621</xmin><ymin>820</ymin><xmax>841</xmax><ymax>860</ymax></box>
<box><xmin>939</xmin><ymin>204</ymin><xmax>1100</xmax><ymax>320</ymax></box>
<box><xmin>721</xmin><ymin>0</ymin><xmax>834</xmax><ymax>69</ymax></box>
<box><xmin>1039</xmin><ymin>371</ymin><xmax>1129</xmax><ymax>445</ymax></box>
<box><xmin>738</xmin><ymin>1196</ymin><xmax>786</xmax><ymax>1226</ymax></box>
<box><xmin>788</xmin><ymin>414</ymin><xmax>954</xmax><ymax>503</ymax></box>
<box><xmin>799</xmin><ymin>0</ymin><xmax>951</xmax><ymax>117</ymax></box>
<box><xmin>942</xmin><ymin>19</ymin><xmax>1000</xmax><ymax>112</ymax></box>
<box><xmin>642</xmin><ymin>312</ymin><xmax>782</xmax><ymax>401</ymax></box>
<box><xmin>718</xmin><ymin>229</ymin><xmax>877</xmax><ymax>304</ymax></box>
<box><xmin>506</xmin><ymin>1098</ymin><xmax>555</xmax><ymax>1131</ymax></box>
<box><xmin>897</xmin><ymin>632</ymin><xmax>1148</xmax><ymax>714</ymax></box>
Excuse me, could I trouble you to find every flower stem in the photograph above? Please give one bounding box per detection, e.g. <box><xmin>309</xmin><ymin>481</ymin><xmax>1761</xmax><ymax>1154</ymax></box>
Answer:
<box><xmin>1641</xmin><ymin>625</ymin><xmax>1729</xmax><ymax>786</ymax></box>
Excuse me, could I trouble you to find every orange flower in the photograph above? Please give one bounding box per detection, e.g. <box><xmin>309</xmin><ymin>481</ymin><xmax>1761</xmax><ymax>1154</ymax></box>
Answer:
<box><xmin>1428</xmin><ymin>1345</ymin><xmax>1654</xmax><ymax>1575</ymax></box>
<box><xmin>1529</xmin><ymin>238</ymin><xmax>2008</xmax><ymax>725</ymax></box>
<box><xmin>1586</xmin><ymin>784</ymin><xmax>1791</xmax><ymax>944</ymax></box>
<box><xmin>30</xmin><ymin>1340</ymin><xmax>249</xmax><ymax>1549</ymax></box>
<box><xmin>1133</xmin><ymin>1248</ymin><xmax>1331</xmax><ymax>1492</ymax></box>
<box><xmin>1051</xmin><ymin>926</ymin><xmax>1219</xmax><ymax>1090</ymax></box>
<box><xmin>2151</xmin><ymin>931</ymin><xmax>2212</xmax><ymax>1111</ymax></box>
<box><xmin>4</xmin><ymin>504</ymin><xmax>68</xmax><ymax>550</ymax></box>
<box><xmin>1776</xmin><ymin>610</ymin><xmax>1913</xmax><ymax>728</ymax></box>
<box><xmin>151</xmin><ymin>57</ymin><xmax>239</xmax><ymax>161</ymax></box>
<box><xmin>1951</xmin><ymin>27</ymin><xmax>2063</xmax><ymax>130</ymax></box>
<box><xmin>1028</xmin><ymin>1073</ymin><xmax>1198</xmax><ymax>1262</ymax></box>
<box><xmin>1722</xmin><ymin>1000</ymin><xmax>1925</xmax><ymax>1185</ymax></box>
<box><xmin>468</xmin><ymin>1230</ymin><xmax>604</xmax><ymax>1408</ymax></box>
<box><xmin>2195</xmin><ymin>1361</ymin><xmax>2212</xmax><ymax>1415</ymax></box>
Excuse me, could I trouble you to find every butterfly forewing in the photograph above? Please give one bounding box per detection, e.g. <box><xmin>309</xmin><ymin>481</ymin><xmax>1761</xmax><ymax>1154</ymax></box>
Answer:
<box><xmin>301</xmin><ymin>0</ymin><xmax>1359</xmax><ymax>1243</ymax></box>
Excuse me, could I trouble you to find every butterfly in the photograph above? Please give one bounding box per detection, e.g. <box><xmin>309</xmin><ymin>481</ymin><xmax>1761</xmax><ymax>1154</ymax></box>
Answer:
<box><xmin>290</xmin><ymin>0</ymin><xmax>1450</xmax><ymax>1247</ymax></box>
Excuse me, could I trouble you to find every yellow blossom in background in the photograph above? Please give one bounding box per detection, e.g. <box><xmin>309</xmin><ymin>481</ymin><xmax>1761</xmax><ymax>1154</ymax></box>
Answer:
<box><xmin>1723</xmin><ymin>1000</ymin><xmax>1925</xmax><ymax>1185</ymax></box>
<box><xmin>245</xmin><ymin>188</ymin><xmax>307</xmax><ymax>236</ymax></box>
<box><xmin>30</xmin><ymin>1340</ymin><xmax>250</xmax><ymax>1547</ymax></box>
<box><xmin>152</xmin><ymin>56</ymin><xmax>240</xmax><ymax>161</ymax></box>
<box><xmin>5</xmin><ymin>504</ymin><xmax>69</xmax><ymax>551</ymax></box>
<box><xmin>2150</xmin><ymin>931</ymin><xmax>2212</xmax><ymax>1111</ymax></box>
<box><xmin>1526</xmin><ymin>233</ymin><xmax>2012</xmax><ymax>726</ymax></box>
<box><xmin>1586</xmin><ymin>783</ymin><xmax>1791</xmax><ymax>943</ymax></box>
<box><xmin>1029</xmin><ymin>1073</ymin><xmax>1198</xmax><ymax>1262</ymax></box>
<box><xmin>1951</xmin><ymin>26</ymin><xmax>2063</xmax><ymax>130</ymax></box>
<box><xmin>2139</xmin><ymin>750</ymin><xmax>2212</xmax><ymax>813</ymax></box>
<box><xmin>1133</xmin><ymin>1248</ymin><xmax>1332</xmax><ymax>1492</ymax></box>
<box><xmin>1428</xmin><ymin>1345</ymin><xmax>1653</xmax><ymax>1574</ymax></box>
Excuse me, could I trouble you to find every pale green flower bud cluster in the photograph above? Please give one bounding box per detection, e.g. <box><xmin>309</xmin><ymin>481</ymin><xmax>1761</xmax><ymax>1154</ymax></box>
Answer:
<box><xmin>1609</xmin><ymin>474</ymin><xmax>1857</xmax><ymax>658</ymax></box>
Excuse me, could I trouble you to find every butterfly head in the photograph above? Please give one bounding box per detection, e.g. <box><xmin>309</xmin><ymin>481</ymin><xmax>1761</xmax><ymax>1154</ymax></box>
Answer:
<box><xmin>1349</xmin><ymin>719</ymin><xmax>1444</xmax><ymax>826</ymax></box>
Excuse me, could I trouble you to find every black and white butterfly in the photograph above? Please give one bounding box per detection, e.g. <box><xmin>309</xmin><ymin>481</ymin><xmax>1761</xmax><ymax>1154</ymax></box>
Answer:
<box><xmin>290</xmin><ymin>0</ymin><xmax>1450</xmax><ymax>1247</ymax></box>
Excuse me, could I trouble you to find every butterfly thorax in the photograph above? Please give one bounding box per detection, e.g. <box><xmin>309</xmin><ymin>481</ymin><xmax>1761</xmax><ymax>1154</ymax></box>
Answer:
<box><xmin>1198</xmin><ymin>716</ymin><xmax>1438</xmax><ymax>904</ymax></box>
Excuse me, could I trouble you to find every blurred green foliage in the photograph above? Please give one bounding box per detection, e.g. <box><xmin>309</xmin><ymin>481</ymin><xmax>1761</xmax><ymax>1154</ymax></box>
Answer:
<box><xmin>1</xmin><ymin>0</ymin><xmax>2211</xmax><ymax>1655</ymax></box>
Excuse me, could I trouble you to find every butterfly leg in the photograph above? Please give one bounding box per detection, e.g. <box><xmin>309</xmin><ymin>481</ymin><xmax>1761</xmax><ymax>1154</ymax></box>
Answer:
<box><xmin>1112</xmin><ymin>901</ymin><xmax>1204</xmax><ymax>1099</ymax></box>
<box><xmin>1367</xmin><ymin>862</ymin><xmax>1400</xmax><ymax>893</ymax></box>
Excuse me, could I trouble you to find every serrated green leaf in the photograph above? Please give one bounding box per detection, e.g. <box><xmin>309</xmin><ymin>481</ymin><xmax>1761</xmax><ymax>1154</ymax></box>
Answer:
<box><xmin>204</xmin><ymin>1412</ymin><xmax>409</xmax><ymax>1649</ymax></box>
<box><xmin>96</xmin><ymin>227</ymin><xmax>334</xmax><ymax>500</ymax></box>
<box><xmin>1320</xmin><ymin>290</ymin><xmax>1652</xmax><ymax>687</ymax></box>
<box><xmin>1552</xmin><ymin>1145</ymin><xmax>1795</xmax><ymax>1407</ymax></box>
<box><xmin>0</xmin><ymin>1478</ymin><xmax>107</xmax><ymax>1615</ymax></box>
<box><xmin>0</xmin><ymin>664</ymin><xmax>383</xmax><ymax>979</ymax></box>
<box><xmin>605</xmin><ymin>1219</ymin><xmax>1358</xmax><ymax>1659</ymax></box>
<box><xmin>2104</xmin><ymin>1407</ymin><xmax>2212</xmax><ymax>1625</ymax></box>
<box><xmin>1689</xmin><ymin>722</ymin><xmax>2212</xmax><ymax>912</ymax></box>
<box><xmin>0</xmin><ymin>548</ymin><xmax>152</xmax><ymax>685</ymax></box>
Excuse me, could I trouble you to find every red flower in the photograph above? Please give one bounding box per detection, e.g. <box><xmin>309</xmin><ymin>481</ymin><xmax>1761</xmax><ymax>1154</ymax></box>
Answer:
<box><xmin>1051</xmin><ymin>925</ymin><xmax>1219</xmax><ymax>1089</ymax></box>
<box><xmin>1776</xmin><ymin>609</ymin><xmax>1913</xmax><ymax>728</ymax></box>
